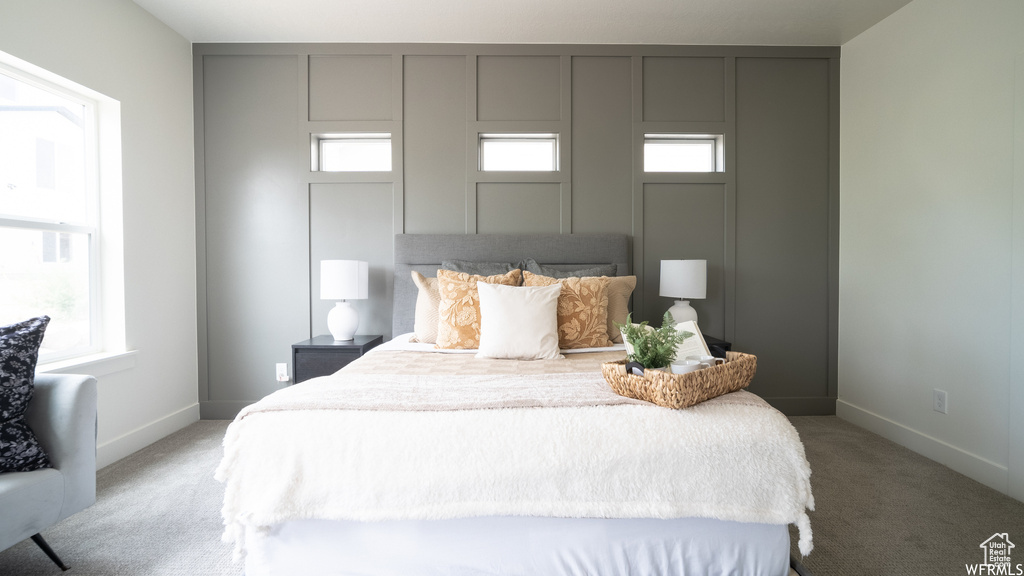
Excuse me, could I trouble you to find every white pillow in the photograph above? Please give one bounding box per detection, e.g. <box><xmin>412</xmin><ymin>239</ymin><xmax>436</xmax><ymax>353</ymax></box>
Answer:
<box><xmin>409</xmin><ymin>271</ymin><xmax>440</xmax><ymax>343</ymax></box>
<box><xmin>476</xmin><ymin>282</ymin><xmax>563</xmax><ymax>360</ymax></box>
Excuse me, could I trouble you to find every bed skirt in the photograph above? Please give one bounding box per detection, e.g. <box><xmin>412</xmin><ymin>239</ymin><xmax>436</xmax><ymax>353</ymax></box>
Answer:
<box><xmin>244</xmin><ymin>516</ymin><xmax>793</xmax><ymax>576</ymax></box>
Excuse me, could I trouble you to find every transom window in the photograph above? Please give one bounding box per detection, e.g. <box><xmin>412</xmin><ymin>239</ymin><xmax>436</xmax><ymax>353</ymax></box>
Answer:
<box><xmin>313</xmin><ymin>133</ymin><xmax>392</xmax><ymax>172</ymax></box>
<box><xmin>644</xmin><ymin>134</ymin><xmax>724</xmax><ymax>173</ymax></box>
<box><xmin>479</xmin><ymin>133</ymin><xmax>559</xmax><ymax>172</ymax></box>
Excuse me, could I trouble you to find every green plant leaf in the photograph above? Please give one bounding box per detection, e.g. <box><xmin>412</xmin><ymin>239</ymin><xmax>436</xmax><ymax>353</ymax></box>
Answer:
<box><xmin>614</xmin><ymin>311</ymin><xmax>694</xmax><ymax>368</ymax></box>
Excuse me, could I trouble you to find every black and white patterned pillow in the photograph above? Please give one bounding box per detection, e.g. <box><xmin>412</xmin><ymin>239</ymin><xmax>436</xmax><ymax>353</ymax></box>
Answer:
<box><xmin>0</xmin><ymin>316</ymin><xmax>52</xmax><ymax>473</ymax></box>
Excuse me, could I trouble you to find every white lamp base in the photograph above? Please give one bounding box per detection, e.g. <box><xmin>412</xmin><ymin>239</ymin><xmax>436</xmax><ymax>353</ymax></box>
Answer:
<box><xmin>666</xmin><ymin>300</ymin><xmax>698</xmax><ymax>325</ymax></box>
<box><xmin>327</xmin><ymin>301</ymin><xmax>359</xmax><ymax>341</ymax></box>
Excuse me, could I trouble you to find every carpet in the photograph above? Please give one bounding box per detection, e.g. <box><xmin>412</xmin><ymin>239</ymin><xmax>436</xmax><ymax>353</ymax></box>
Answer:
<box><xmin>0</xmin><ymin>421</ymin><xmax>233</xmax><ymax>575</ymax></box>
<box><xmin>788</xmin><ymin>416</ymin><xmax>1024</xmax><ymax>576</ymax></box>
<box><xmin>1</xmin><ymin>416</ymin><xmax>1022</xmax><ymax>575</ymax></box>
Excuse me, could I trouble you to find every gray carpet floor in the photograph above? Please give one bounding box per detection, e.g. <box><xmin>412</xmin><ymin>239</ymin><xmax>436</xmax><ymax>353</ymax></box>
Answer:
<box><xmin>1</xmin><ymin>416</ymin><xmax>1022</xmax><ymax>575</ymax></box>
<box><xmin>788</xmin><ymin>417</ymin><xmax>1024</xmax><ymax>575</ymax></box>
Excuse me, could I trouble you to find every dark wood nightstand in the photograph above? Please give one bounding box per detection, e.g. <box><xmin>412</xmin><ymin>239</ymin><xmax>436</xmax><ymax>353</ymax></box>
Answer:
<box><xmin>704</xmin><ymin>335</ymin><xmax>732</xmax><ymax>358</ymax></box>
<box><xmin>291</xmin><ymin>335</ymin><xmax>384</xmax><ymax>384</ymax></box>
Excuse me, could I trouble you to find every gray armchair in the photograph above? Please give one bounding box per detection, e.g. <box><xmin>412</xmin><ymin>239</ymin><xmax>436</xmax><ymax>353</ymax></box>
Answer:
<box><xmin>0</xmin><ymin>373</ymin><xmax>98</xmax><ymax>570</ymax></box>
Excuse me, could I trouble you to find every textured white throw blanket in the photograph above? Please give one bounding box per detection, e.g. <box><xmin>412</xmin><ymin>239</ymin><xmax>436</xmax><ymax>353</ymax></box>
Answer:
<box><xmin>217</xmin><ymin>361</ymin><xmax>814</xmax><ymax>561</ymax></box>
<box><xmin>231</xmin><ymin>371</ymin><xmax>650</xmax><ymax>413</ymax></box>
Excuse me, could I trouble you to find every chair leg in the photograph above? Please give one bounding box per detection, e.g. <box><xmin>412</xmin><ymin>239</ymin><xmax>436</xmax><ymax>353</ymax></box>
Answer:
<box><xmin>30</xmin><ymin>533</ymin><xmax>69</xmax><ymax>571</ymax></box>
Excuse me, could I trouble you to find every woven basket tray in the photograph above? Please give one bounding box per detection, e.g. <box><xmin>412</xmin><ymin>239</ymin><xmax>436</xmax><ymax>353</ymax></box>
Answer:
<box><xmin>602</xmin><ymin>351</ymin><xmax>757</xmax><ymax>409</ymax></box>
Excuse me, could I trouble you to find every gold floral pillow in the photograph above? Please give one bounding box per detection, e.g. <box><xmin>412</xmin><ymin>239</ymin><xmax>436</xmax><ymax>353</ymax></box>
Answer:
<box><xmin>605</xmin><ymin>276</ymin><xmax>637</xmax><ymax>343</ymax></box>
<box><xmin>523</xmin><ymin>271</ymin><xmax>611</xmax><ymax>349</ymax></box>
<box><xmin>436</xmin><ymin>268</ymin><xmax>522</xmax><ymax>349</ymax></box>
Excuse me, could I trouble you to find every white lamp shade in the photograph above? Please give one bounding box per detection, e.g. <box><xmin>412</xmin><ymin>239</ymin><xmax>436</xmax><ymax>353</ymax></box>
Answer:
<box><xmin>659</xmin><ymin>260</ymin><xmax>707</xmax><ymax>299</ymax></box>
<box><xmin>321</xmin><ymin>260</ymin><xmax>368</xmax><ymax>300</ymax></box>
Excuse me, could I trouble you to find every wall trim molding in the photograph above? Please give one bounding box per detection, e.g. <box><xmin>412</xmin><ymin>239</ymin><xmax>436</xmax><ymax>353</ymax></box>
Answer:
<box><xmin>837</xmin><ymin>399</ymin><xmax>1009</xmax><ymax>496</ymax></box>
<box><xmin>96</xmin><ymin>403</ymin><xmax>200</xmax><ymax>469</ymax></box>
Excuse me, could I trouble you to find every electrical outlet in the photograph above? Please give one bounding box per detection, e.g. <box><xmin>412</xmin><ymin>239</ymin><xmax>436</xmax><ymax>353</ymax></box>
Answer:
<box><xmin>933</xmin><ymin>389</ymin><xmax>948</xmax><ymax>414</ymax></box>
<box><xmin>276</xmin><ymin>363</ymin><xmax>289</xmax><ymax>383</ymax></box>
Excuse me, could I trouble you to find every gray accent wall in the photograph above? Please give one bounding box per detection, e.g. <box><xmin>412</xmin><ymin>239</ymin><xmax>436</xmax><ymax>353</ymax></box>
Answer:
<box><xmin>735</xmin><ymin>57</ymin><xmax>835</xmax><ymax>415</ymax></box>
<box><xmin>194</xmin><ymin>44</ymin><xmax>839</xmax><ymax>418</ymax></box>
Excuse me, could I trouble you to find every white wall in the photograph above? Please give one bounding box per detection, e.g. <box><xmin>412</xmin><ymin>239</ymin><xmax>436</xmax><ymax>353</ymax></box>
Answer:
<box><xmin>840</xmin><ymin>0</ymin><xmax>1024</xmax><ymax>500</ymax></box>
<box><xmin>0</xmin><ymin>0</ymin><xmax>198</xmax><ymax>467</ymax></box>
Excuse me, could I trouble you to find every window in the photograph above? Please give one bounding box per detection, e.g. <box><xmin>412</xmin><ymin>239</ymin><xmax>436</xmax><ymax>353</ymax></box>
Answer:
<box><xmin>644</xmin><ymin>134</ymin><xmax>724</xmax><ymax>173</ymax></box>
<box><xmin>41</xmin><ymin>231</ymin><xmax>73</xmax><ymax>263</ymax></box>
<box><xmin>313</xmin><ymin>133</ymin><xmax>392</xmax><ymax>172</ymax></box>
<box><xmin>0</xmin><ymin>63</ymin><xmax>100</xmax><ymax>362</ymax></box>
<box><xmin>479</xmin><ymin>133</ymin><xmax>559</xmax><ymax>172</ymax></box>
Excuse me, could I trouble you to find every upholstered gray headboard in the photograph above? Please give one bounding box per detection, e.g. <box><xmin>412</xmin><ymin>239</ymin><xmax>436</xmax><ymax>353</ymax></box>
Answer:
<box><xmin>393</xmin><ymin>234</ymin><xmax>631</xmax><ymax>336</ymax></box>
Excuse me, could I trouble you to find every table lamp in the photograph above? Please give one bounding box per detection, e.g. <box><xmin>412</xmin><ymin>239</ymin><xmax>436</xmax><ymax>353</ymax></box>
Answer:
<box><xmin>659</xmin><ymin>259</ymin><xmax>706</xmax><ymax>325</ymax></box>
<box><xmin>320</xmin><ymin>260</ymin><xmax>368</xmax><ymax>341</ymax></box>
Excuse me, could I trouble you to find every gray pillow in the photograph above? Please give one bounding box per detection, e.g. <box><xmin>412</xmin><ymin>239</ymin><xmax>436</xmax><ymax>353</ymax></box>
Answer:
<box><xmin>522</xmin><ymin>258</ymin><xmax>617</xmax><ymax>279</ymax></box>
<box><xmin>440</xmin><ymin>259</ymin><xmax>520</xmax><ymax>276</ymax></box>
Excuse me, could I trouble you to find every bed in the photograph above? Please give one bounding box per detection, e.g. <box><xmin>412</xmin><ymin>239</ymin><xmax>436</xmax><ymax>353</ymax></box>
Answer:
<box><xmin>217</xmin><ymin>233</ymin><xmax>814</xmax><ymax>576</ymax></box>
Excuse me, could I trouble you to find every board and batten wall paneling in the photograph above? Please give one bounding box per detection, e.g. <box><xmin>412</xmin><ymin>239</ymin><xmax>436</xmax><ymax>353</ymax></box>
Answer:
<box><xmin>633</xmin><ymin>55</ymin><xmax>732</xmax><ymax>335</ymax></box>
<box><xmin>476</xmin><ymin>183</ymin><xmax>562</xmax><ymax>234</ymax></box>
<box><xmin>477</xmin><ymin>56</ymin><xmax>562</xmax><ymax>121</ymax></box>
<box><xmin>642</xmin><ymin>57</ymin><xmax>726</xmax><ymax>122</ymax></box>
<box><xmin>200</xmin><ymin>54</ymin><xmax>307</xmax><ymax>418</ymax></box>
<box><xmin>195</xmin><ymin>44</ymin><xmax>839</xmax><ymax>418</ymax></box>
<box><xmin>403</xmin><ymin>55</ymin><xmax>467</xmax><ymax>233</ymax></box>
<box><xmin>735</xmin><ymin>57</ymin><xmax>833</xmax><ymax>414</ymax></box>
<box><xmin>308</xmin><ymin>55</ymin><xmax>393</xmax><ymax>121</ymax></box>
<box><xmin>641</xmin><ymin>184</ymin><xmax>727</xmax><ymax>339</ymax></box>
<box><xmin>571</xmin><ymin>56</ymin><xmax>633</xmax><ymax>235</ymax></box>
<box><xmin>309</xmin><ymin>183</ymin><xmax>395</xmax><ymax>340</ymax></box>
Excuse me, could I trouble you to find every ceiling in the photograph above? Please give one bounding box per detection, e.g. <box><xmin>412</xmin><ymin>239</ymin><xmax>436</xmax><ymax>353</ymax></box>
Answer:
<box><xmin>131</xmin><ymin>0</ymin><xmax>913</xmax><ymax>46</ymax></box>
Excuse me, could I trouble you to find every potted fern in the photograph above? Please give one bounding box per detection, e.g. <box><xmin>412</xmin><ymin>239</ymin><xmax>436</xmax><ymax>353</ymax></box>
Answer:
<box><xmin>616</xmin><ymin>312</ymin><xmax>694</xmax><ymax>373</ymax></box>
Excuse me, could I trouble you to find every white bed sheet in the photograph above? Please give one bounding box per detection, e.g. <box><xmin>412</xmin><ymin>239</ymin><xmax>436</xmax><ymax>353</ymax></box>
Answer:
<box><xmin>246</xmin><ymin>516</ymin><xmax>791</xmax><ymax>576</ymax></box>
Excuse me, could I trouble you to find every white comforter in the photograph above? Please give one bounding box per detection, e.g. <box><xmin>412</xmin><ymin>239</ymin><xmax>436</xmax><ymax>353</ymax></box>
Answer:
<box><xmin>216</xmin><ymin>347</ymin><xmax>814</xmax><ymax>561</ymax></box>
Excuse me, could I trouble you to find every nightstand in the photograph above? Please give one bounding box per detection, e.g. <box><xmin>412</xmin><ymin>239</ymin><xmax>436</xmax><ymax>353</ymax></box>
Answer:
<box><xmin>704</xmin><ymin>335</ymin><xmax>732</xmax><ymax>358</ymax></box>
<box><xmin>291</xmin><ymin>335</ymin><xmax>384</xmax><ymax>384</ymax></box>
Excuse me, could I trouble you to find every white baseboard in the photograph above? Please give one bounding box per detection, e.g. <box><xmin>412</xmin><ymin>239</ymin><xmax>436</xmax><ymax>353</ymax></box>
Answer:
<box><xmin>836</xmin><ymin>399</ymin><xmax>1009</xmax><ymax>495</ymax></box>
<box><xmin>96</xmin><ymin>402</ymin><xmax>201</xmax><ymax>469</ymax></box>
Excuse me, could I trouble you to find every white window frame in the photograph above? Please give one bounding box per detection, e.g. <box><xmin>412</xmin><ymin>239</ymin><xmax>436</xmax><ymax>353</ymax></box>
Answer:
<box><xmin>0</xmin><ymin>60</ymin><xmax>103</xmax><ymax>363</ymax></box>
<box><xmin>478</xmin><ymin>133</ymin><xmax>560</xmax><ymax>172</ymax></box>
<box><xmin>643</xmin><ymin>133</ymin><xmax>725</xmax><ymax>173</ymax></box>
<box><xmin>312</xmin><ymin>132</ymin><xmax>392</xmax><ymax>172</ymax></box>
